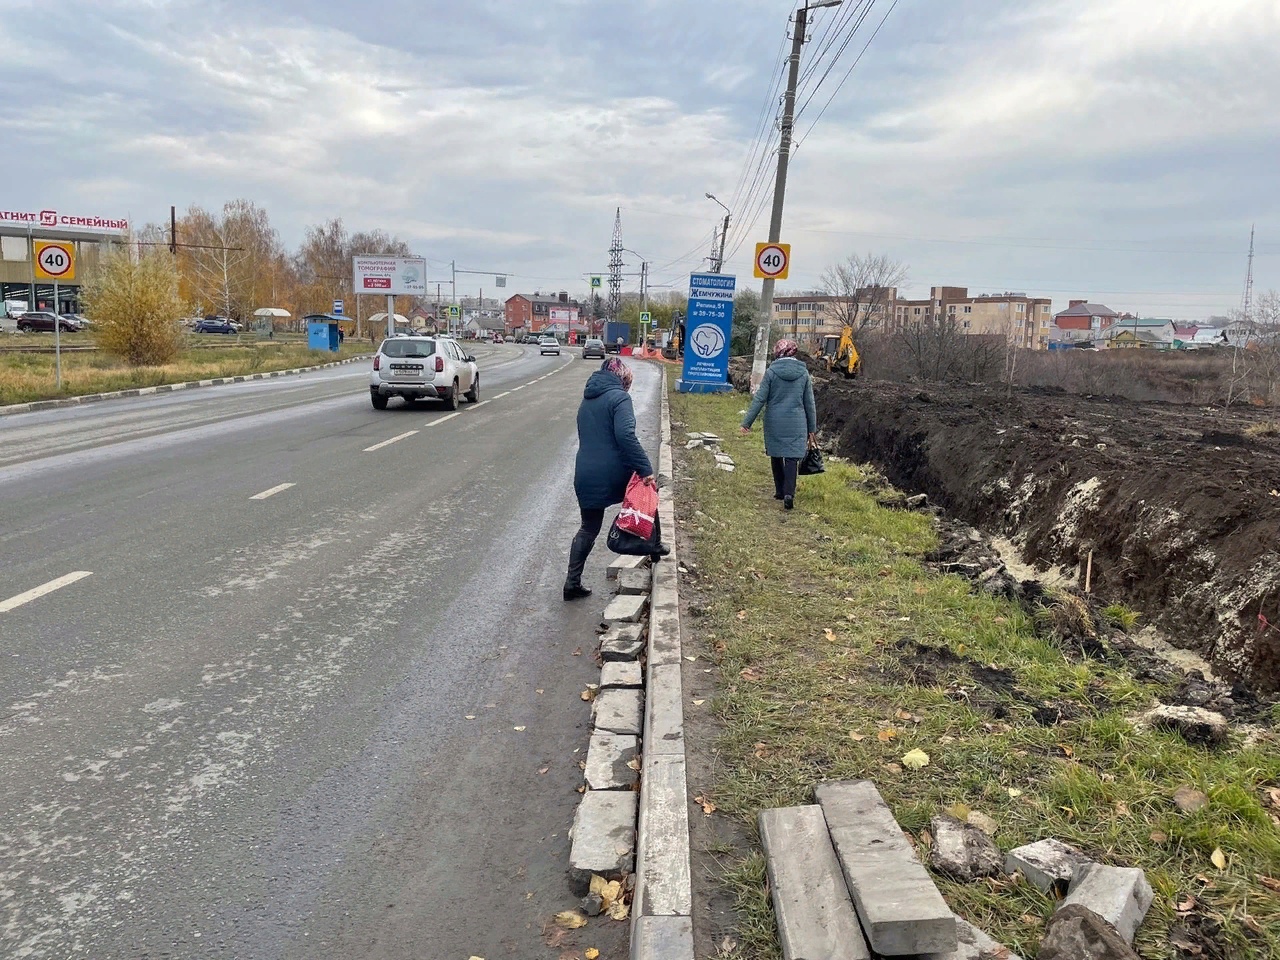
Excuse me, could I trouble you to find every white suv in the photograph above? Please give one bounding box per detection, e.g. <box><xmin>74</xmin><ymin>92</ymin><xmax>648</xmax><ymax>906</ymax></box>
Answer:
<box><xmin>538</xmin><ymin>336</ymin><xmax>561</xmax><ymax>356</ymax></box>
<box><xmin>369</xmin><ymin>335</ymin><xmax>479</xmax><ymax>410</ymax></box>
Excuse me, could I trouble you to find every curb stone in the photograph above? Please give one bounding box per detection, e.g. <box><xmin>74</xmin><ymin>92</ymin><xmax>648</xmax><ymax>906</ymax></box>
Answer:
<box><xmin>0</xmin><ymin>354</ymin><xmax>372</xmax><ymax>416</ymax></box>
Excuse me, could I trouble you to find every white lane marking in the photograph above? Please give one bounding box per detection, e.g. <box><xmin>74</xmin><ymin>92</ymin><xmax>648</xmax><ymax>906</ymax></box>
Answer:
<box><xmin>511</xmin><ymin>385</ymin><xmax>526</xmax><ymax>391</ymax></box>
<box><xmin>425</xmin><ymin>412</ymin><xmax>462</xmax><ymax>426</ymax></box>
<box><xmin>1</xmin><ymin>572</ymin><xmax>94</xmax><ymax>614</ymax></box>
<box><xmin>249</xmin><ymin>482</ymin><xmax>295</xmax><ymax>500</ymax></box>
<box><xmin>468</xmin><ymin>400</ymin><xmax>491</xmax><ymax>409</ymax></box>
<box><xmin>363</xmin><ymin>430</ymin><xmax>419</xmax><ymax>452</ymax></box>
<box><xmin>492</xmin><ymin>391</ymin><xmax>510</xmax><ymax>399</ymax></box>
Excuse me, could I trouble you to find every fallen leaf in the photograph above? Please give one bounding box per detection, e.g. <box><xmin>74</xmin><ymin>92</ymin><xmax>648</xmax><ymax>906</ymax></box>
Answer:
<box><xmin>753</xmin><ymin>742</ymin><xmax>773</xmax><ymax>759</ymax></box>
<box><xmin>692</xmin><ymin>699</ymin><xmax>706</xmax><ymax>706</ymax></box>
<box><xmin>536</xmin><ymin>688</ymin><xmax>544</xmax><ymax>695</ymax></box>
<box><xmin>1060</xmin><ymin>805</ymin><xmax>1076</xmax><ymax>820</ymax></box>
<box><xmin>581</xmin><ymin>686</ymin><xmax>598</xmax><ymax>702</ymax></box>
<box><xmin>823</xmin><ymin>628</ymin><xmax>837</xmax><ymax>642</ymax></box>
<box><xmin>1258</xmin><ymin>875</ymin><xmax>1280</xmax><ymax>892</ymax></box>
<box><xmin>1057</xmin><ymin>743</ymin><xmax>1074</xmax><ymax>758</ymax></box>
<box><xmin>1266</xmin><ymin>787</ymin><xmax>1280</xmax><ymax>810</ymax></box>
<box><xmin>877</xmin><ymin>728</ymin><xmax>897</xmax><ymax>742</ymax></box>
<box><xmin>513</xmin><ymin>726</ymin><xmax>526</xmax><ymax>732</ymax></box>
<box><xmin>1019</xmin><ymin>914</ymin><xmax>1041</xmax><ymax>926</ymax></box>
<box><xmin>683</xmin><ymin>655</ymin><xmax>697</xmax><ymax>662</ymax></box>
<box><xmin>919</xmin><ymin>829</ymin><xmax>933</xmax><ymax>849</ymax></box>
<box><xmin>1115</xmin><ymin>801</ymin><xmax>1130</xmax><ymax>816</ymax></box>
<box><xmin>901</xmin><ymin>748</ymin><xmax>930</xmax><ymax>770</ymax></box>
<box><xmin>627</xmin><ymin>757</ymin><xmax>641</xmax><ymax>770</ymax></box>
<box><xmin>554</xmin><ymin>910</ymin><xmax>588</xmax><ymax>929</ymax></box>
<box><xmin>883</xmin><ymin>763</ymin><xmax>903</xmax><ymax>774</ymax></box>
<box><xmin>895</xmin><ymin>708</ymin><xmax>913</xmax><ymax>721</ymax></box>
<box><xmin>849</xmin><ymin>731</ymin><xmax>867</xmax><ymax>742</ymax></box>
<box><xmin>739</xmin><ymin>666</ymin><xmax>764</xmax><ymax>682</ymax></box>
<box><xmin>538</xmin><ymin>767</ymin><xmax>550</xmax><ymax>775</ymax></box>
<box><xmin>572</xmin><ymin>647</ymin><xmax>583</xmax><ymax>656</ymax></box>
<box><xmin>607</xmin><ymin>899</ymin><xmax>629</xmax><ymax>921</ymax></box>
<box><xmin>1211</xmin><ymin>848</ymin><xmax>1227</xmax><ymax>870</ymax></box>
<box><xmin>585</xmin><ymin>950</ymin><xmax>600</xmax><ymax>960</ymax></box>
<box><xmin>694</xmin><ymin>794</ymin><xmax>718</xmax><ymax>815</ymax></box>
<box><xmin>946</xmin><ymin>803</ymin><xmax>972</xmax><ymax>821</ymax></box>
<box><xmin>1150</xmin><ymin>830</ymin><xmax>1169</xmax><ymax>844</ymax></box>
<box><xmin>736</xmin><ymin>610</ymin><xmax>747</xmax><ymax>620</ymax></box>
<box><xmin>465</xmin><ymin>715</ymin><xmax>477</xmax><ymax>720</ymax></box>
<box><xmin>1177</xmin><ymin>894</ymin><xmax>1198</xmax><ymax>913</ymax></box>
<box><xmin>1006</xmin><ymin>787</ymin><xmax>1023</xmax><ymax>798</ymax></box>
<box><xmin>956</xmin><ymin>643</ymin><xmax>968</xmax><ymax>655</ymax></box>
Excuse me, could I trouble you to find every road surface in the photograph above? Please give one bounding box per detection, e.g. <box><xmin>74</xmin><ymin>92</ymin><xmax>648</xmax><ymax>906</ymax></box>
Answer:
<box><xmin>0</xmin><ymin>342</ymin><xmax>660</xmax><ymax>959</ymax></box>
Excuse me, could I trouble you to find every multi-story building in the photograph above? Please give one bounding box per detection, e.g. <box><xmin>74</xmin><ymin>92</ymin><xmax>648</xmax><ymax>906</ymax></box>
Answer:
<box><xmin>891</xmin><ymin>287</ymin><xmax>1054</xmax><ymax>349</ymax></box>
<box><xmin>772</xmin><ymin>288</ymin><xmax>900</xmax><ymax>347</ymax></box>
<box><xmin>1051</xmin><ymin>300</ymin><xmax>1119</xmax><ymax>345</ymax></box>
<box><xmin>504</xmin><ymin>292</ymin><xmax>581</xmax><ymax>335</ymax></box>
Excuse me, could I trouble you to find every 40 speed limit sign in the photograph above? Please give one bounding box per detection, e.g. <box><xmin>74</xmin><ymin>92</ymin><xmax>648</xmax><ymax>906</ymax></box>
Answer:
<box><xmin>753</xmin><ymin>242</ymin><xmax>790</xmax><ymax>280</ymax></box>
<box><xmin>35</xmin><ymin>241</ymin><xmax>76</xmax><ymax>281</ymax></box>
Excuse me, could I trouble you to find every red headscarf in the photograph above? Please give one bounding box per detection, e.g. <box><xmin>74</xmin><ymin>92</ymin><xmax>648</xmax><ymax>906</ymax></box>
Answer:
<box><xmin>601</xmin><ymin>356</ymin><xmax>634</xmax><ymax>390</ymax></box>
<box><xmin>774</xmin><ymin>339</ymin><xmax>799</xmax><ymax>358</ymax></box>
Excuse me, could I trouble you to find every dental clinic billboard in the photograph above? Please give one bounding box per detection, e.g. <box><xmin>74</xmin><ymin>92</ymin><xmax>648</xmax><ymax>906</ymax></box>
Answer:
<box><xmin>678</xmin><ymin>272</ymin><xmax>736</xmax><ymax>393</ymax></box>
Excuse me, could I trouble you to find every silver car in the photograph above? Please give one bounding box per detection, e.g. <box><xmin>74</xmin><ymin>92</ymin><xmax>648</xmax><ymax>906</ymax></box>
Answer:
<box><xmin>369</xmin><ymin>336</ymin><xmax>479</xmax><ymax>410</ymax></box>
<box><xmin>538</xmin><ymin>336</ymin><xmax>561</xmax><ymax>356</ymax></box>
<box><xmin>581</xmin><ymin>338</ymin><xmax>605</xmax><ymax>359</ymax></box>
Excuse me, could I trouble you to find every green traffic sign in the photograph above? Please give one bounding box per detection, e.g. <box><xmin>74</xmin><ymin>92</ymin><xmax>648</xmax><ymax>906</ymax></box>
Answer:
<box><xmin>640</xmin><ymin>312</ymin><xmax>651</xmax><ymax>324</ymax></box>
<box><xmin>590</xmin><ymin>276</ymin><xmax>602</xmax><ymax>288</ymax></box>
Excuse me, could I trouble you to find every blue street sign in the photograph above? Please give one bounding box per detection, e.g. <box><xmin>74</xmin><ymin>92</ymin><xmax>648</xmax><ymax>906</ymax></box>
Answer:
<box><xmin>678</xmin><ymin>273</ymin><xmax>736</xmax><ymax>393</ymax></box>
<box><xmin>333</xmin><ymin>299</ymin><xmax>344</xmax><ymax>315</ymax></box>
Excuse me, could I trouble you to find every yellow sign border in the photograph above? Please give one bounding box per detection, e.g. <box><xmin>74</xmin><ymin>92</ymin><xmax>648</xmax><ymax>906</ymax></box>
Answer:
<box><xmin>35</xmin><ymin>240</ymin><xmax>76</xmax><ymax>282</ymax></box>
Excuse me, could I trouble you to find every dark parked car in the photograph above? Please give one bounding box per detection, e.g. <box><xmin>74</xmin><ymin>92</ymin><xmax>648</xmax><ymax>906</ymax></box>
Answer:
<box><xmin>17</xmin><ymin>311</ymin><xmax>81</xmax><ymax>333</ymax></box>
<box><xmin>194</xmin><ymin>318</ymin><xmax>238</xmax><ymax>334</ymax></box>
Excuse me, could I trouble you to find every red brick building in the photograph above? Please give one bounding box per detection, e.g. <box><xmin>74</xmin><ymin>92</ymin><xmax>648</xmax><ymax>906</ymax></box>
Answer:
<box><xmin>504</xmin><ymin>292</ymin><xmax>580</xmax><ymax>335</ymax></box>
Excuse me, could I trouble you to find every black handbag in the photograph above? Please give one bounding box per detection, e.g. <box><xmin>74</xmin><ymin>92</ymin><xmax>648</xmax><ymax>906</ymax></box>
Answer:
<box><xmin>799</xmin><ymin>446</ymin><xmax>825</xmax><ymax>476</ymax></box>
<box><xmin>607</xmin><ymin>511</ymin><xmax>663</xmax><ymax>556</ymax></box>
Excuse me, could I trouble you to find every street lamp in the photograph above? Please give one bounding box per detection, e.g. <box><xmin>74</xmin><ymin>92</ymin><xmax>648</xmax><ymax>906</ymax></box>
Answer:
<box><xmin>705</xmin><ymin>193</ymin><xmax>731</xmax><ymax>274</ymax></box>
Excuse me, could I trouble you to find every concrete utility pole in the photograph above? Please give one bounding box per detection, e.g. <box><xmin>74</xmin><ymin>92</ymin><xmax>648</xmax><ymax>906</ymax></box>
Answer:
<box><xmin>751</xmin><ymin>0</ymin><xmax>841</xmax><ymax>391</ymax></box>
<box><xmin>706</xmin><ymin>193</ymin><xmax>731</xmax><ymax>274</ymax></box>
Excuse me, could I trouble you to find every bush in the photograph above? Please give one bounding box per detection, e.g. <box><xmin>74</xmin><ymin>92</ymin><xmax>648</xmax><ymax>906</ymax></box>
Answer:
<box><xmin>82</xmin><ymin>244</ymin><xmax>185</xmax><ymax>365</ymax></box>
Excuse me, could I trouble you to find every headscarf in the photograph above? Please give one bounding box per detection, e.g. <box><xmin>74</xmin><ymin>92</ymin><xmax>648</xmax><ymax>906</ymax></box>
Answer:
<box><xmin>774</xmin><ymin>339</ymin><xmax>799</xmax><ymax>359</ymax></box>
<box><xmin>601</xmin><ymin>356</ymin><xmax>634</xmax><ymax>391</ymax></box>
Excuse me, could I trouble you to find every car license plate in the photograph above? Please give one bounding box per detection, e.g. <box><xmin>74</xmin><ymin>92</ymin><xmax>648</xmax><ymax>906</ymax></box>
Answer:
<box><xmin>390</xmin><ymin>363</ymin><xmax>422</xmax><ymax>372</ymax></box>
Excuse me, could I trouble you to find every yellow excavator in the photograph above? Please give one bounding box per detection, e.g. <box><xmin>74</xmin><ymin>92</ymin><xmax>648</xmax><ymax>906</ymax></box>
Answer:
<box><xmin>818</xmin><ymin>326</ymin><xmax>862</xmax><ymax>378</ymax></box>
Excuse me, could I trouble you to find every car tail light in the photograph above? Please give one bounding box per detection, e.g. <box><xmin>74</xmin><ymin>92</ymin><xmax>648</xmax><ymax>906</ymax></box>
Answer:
<box><xmin>373</xmin><ymin>355</ymin><xmax>380</xmax><ymax>370</ymax></box>
<box><xmin>435</xmin><ymin>356</ymin><xmax>444</xmax><ymax>372</ymax></box>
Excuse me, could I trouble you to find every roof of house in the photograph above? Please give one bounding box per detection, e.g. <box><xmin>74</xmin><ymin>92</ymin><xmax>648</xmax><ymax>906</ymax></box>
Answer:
<box><xmin>1106</xmin><ymin>317</ymin><xmax>1176</xmax><ymax>328</ymax></box>
<box><xmin>1054</xmin><ymin>316</ymin><xmax>1094</xmax><ymax>330</ymax></box>
<box><xmin>1055</xmin><ymin>302</ymin><xmax>1119</xmax><ymax>319</ymax></box>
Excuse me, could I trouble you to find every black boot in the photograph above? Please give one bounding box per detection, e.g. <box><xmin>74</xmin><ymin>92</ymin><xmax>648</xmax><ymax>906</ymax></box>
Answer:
<box><xmin>784</xmin><ymin>496</ymin><xmax>794</xmax><ymax>510</ymax></box>
<box><xmin>563</xmin><ymin>582</ymin><xmax>593</xmax><ymax>601</ymax></box>
<box><xmin>649</xmin><ymin>542</ymin><xmax>671</xmax><ymax>560</ymax></box>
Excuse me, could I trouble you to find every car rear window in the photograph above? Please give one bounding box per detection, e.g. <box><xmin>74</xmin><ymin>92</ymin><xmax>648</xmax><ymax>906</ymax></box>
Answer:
<box><xmin>382</xmin><ymin>340</ymin><xmax>436</xmax><ymax>358</ymax></box>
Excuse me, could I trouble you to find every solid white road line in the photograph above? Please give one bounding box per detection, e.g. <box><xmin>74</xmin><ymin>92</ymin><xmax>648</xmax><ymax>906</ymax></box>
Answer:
<box><xmin>250</xmin><ymin>483</ymin><xmax>295</xmax><ymax>500</ymax></box>
<box><xmin>1</xmin><ymin>572</ymin><xmax>94</xmax><ymax>614</ymax></box>
<box><xmin>425</xmin><ymin>412</ymin><xmax>462</xmax><ymax>426</ymax></box>
<box><xmin>492</xmin><ymin>391</ymin><xmax>510</xmax><ymax>399</ymax></box>
<box><xmin>363</xmin><ymin>430</ymin><xmax>419</xmax><ymax>452</ymax></box>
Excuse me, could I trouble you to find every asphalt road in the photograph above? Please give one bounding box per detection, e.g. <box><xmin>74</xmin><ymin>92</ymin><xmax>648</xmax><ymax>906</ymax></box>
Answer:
<box><xmin>0</xmin><ymin>342</ymin><xmax>661</xmax><ymax>959</ymax></box>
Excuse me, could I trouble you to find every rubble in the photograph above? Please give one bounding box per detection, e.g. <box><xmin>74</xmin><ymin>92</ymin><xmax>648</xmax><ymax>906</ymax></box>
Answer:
<box><xmin>1140</xmin><ymin>704</ymin><xmax>1230</xmax><ymax>746</ymax></box>
<box><xmin>927</xmin><ymin>815</ymin><xmax>1003</xmax><ymax>881</ymax></box>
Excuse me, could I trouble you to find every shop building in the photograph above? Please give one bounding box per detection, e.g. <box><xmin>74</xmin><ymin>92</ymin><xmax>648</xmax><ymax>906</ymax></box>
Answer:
<box><xmin>0</xmin><ymin>207</ymin><xmax>130</xmax><ymax>315</ymax></box>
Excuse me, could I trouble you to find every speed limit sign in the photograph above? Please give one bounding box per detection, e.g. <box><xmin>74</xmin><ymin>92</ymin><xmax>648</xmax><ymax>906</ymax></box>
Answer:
<box><xmin>35</xmin><ymin>241</ymin><xmax>76</xmax><ymax>281</ymax></box>
<box><xmin>753</xmin><ymin>242</ymin><xmax>791</xmax><ymax>280</ymax></box>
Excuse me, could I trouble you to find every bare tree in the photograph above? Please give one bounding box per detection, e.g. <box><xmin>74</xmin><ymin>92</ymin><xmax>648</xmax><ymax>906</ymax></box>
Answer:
<box><xmin>820</xmin><ymin>253</ymin><xmax>908</xmax><ymax>333</ymax></box>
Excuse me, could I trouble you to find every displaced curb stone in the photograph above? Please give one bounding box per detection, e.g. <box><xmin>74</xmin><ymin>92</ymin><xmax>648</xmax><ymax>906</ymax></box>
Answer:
<box><xmin>1038</xmin><ymin>903</ymin><xmax>1140</xmax><ymax>960</ymax></box>
<box><xmin>617</xmin><ymin>567</ymin><xmax>652</xmax><ymax>595</ymax></box>
<box><xmin>815</xmin><ymin>780</ymin><xmax>957</xmax><ymax>956</ymax></box>
<box><xmin>603</xmin><ymin>592</ymin><xmax>648</xmax><ymax>623</ymax></box>
<box><xmin>759</xmin><ymin>805</ymin><xmax>871</xmax><ymax>960</ymax></box>
<box><xmin>607</xmin><ymin>553</ymin><xmax>647</xmax><ymax>580</ymax></box>
<box><xmin>632</xmin><ymin>754</ymin><xmax>692</xmax><ymax>919</ymax></box>
<box><xmin>600</xmin><ymin>661</ymin><xmax>642</xmax><ymax>688</ymax></box>
<box><xmin>569</xmin><ymin>790</ymin><xmax>637</xmax><ymax>891</ymax></box>
<box><xmin>1062</xmin><ymin>863</ymin><xmax>1154</xmax><ymax>945</ymax></box>
<box><xmin>631</xmin><ymin>915</ymin><xmax>693</xmax><ymax>960</ymax></box>
<box><xmin>600</xmin><ymin>624</ymin><xmax>645</xmax><ymax>661</ymax></box>
<box><xmin>584</xmin><ymin>733</ymin><xmax>639</xmax><ymax>790</ymax></box>
<box><xmin>1005</xmin><ymin>838</ymin><xmax>1093</xmax><ymax>894</ymax></box>
<box><xmin>922</xmin><ymin>918</ymin><xmax>1025</xmax><ymax>960</ymax></box>
<box><xmin>593</xmin><ymin>688</ymin><xmax>643</xmax><ymax>735</ymax></box>
<box><xmin>929</xmin><ymin>814</ymin><xmax>1003</xmax><ymax>881</ymax></box>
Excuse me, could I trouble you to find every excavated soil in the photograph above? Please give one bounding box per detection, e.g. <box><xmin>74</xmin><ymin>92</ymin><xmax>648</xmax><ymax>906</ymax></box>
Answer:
<box><xmin>808</xmin><ymin>377</ymin><xmax>1280</xmax><ymax>693</ymax></box>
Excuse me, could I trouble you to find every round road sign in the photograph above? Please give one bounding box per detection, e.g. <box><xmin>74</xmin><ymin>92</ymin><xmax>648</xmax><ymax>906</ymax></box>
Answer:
<box><xmin>754</xmin><ymin>242</ymin><xmax>790</xmax><ymax>280</ymax></box>
<box><xmin>35</xmin><ymin>241</ymin><xmax>75</xmax><ymax>281</ymax></box>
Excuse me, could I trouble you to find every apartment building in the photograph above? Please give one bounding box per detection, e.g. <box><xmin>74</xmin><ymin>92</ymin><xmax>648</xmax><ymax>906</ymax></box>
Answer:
<box><xmin>891</xmin><ymin>286</ymin><xmax>1054</xmax><ymax>349</ymax></box>
<box><xmin>772</xmin><ymin>288</ymin><xmax>899</xmax><ymax>347</ymax></box>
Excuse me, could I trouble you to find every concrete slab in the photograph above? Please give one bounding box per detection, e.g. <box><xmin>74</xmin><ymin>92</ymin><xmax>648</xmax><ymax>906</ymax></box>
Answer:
<box><xmin>759</xmin><ymin>805</ymin><xmax>871</xmax><ymax>960</ymax></box>
<box><xmin>631</xmin><ymin>915</ymin><xmax>693</xmax><ymax>960</ymax></box>
<box><xmin>569</xmin><ymin>790</ymin><xmax>637</xmax><ymax>892</ymax></box>
<box><xmin>920</xmin><ymin>918</ymin><xmax>1025</xmax><ymax>960</ymax></box>
<box><xmin>607</xmin><ymin>553</ymin><xmax>648</xmax><ymax>580</ymax></box>
<box><xmin>644</xmin><ymin>662</ymin><xmax>685</xmax><ymax>756</ymax></box>
<box><xmin>815</xmin><ymin>780</ymin><xmax>957</xmax><ymax>956</ymax></box>
<box><xmin>617</xmin><ymin>566</ymin><xmax>652</xmax><ymax>595</ymax></box>
<box><xmin>593</xmin><ymin>688</ymin><xmax>643</xmax><ymax>735</ymax></box>
<box><xmin>585</xmin><ymin>733</ymin><xmax>639</xmax><ymax>790</ymax></box>
<box><xmin>603</xmin><ymin>592</ymin><xmax>649</xmax><ymax>623</ymax></box>
<box><xmin>632</xmin><ymin>754</ymin><xmax>692</xmax><ymax>918</ymax></box>
<box><xmin>1006</xmin><ymin>838</ymin><xmax>1092</xmax><ymax>895</ymax></box>
<box><xmin>1063</xmin><ymin>863</ymin><xmax>1154</xmax><ymax>944</ymax></box>
<box><xmin>601</xmin><ymin>624</ymin><xmax>646</xmax><ymax>661</ymax></box>
<box><xmin>600</xmin><ymin>661</ymin><xmax>643</xmax><ymax>688</ymax></box>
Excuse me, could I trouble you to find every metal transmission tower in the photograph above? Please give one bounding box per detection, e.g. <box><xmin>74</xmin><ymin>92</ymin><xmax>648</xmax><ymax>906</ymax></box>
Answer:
<box><xmin>608</xmin><ymin>208</ymin><xmax>624</xmax><ymax>320</ymax></box>
<box><xmin>1242</xmin><ymin>224</ymin><xmax>1255</xmax><ymax>321</ymax></box>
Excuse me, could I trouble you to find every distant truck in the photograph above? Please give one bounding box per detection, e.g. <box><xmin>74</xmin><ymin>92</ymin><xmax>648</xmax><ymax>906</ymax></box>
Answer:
<box><xmin>603</xmin><ymin>321</ymin><xmax>630</xmax><ymax>353</ymax></box>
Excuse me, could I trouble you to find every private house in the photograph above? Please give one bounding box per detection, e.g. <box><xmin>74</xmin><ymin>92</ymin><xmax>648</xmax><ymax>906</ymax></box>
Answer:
<box><xmin>1052</xmin><ymin>300</ymin><xmax>1119</xmax><ymax>345</ymax></box>
<box><xmin>1103</xmin><ymin>317</ymin><xmax>1177</xmax><ymax>348</ymax></box>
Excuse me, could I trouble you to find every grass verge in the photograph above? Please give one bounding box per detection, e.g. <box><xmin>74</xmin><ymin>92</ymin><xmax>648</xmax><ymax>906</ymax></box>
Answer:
<box><xmin>0</xmin><ymin>342</ymin><xmax>367</xmax><ymax>405</ymax></box>
<box><xmin>671</xmin><ymin>386</ymin><xmax>1280</xmax><ymax>960</ymax></box>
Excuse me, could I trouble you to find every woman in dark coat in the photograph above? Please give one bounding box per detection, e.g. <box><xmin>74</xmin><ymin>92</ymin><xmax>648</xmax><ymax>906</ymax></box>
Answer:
<box><xmin>739</xmin><ymin>339</ymin><xmax>817</xmax><ymax>510</ymax></box>
<box><xmin>565</xmin><ymin>357</ymin><xmax>665</xmax><ymax>600</ymax></box>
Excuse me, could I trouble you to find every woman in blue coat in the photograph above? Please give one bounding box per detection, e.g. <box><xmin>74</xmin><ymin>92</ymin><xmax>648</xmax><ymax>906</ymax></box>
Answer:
<box><xmin>565</xmin><ymin>357</ymin><xmax>665</xmax><ymax>600</ymax></box>
<box><xmin>739</xmin><ymin>339</ymin><xmax>817</xmax><ymax>510</ymax></box>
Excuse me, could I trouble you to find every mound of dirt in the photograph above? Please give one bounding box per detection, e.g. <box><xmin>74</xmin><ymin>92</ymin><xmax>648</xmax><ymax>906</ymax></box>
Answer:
<box><xmin>816</xmin><ymin>377</ymin><xmax>1280</xmax><ymax>693</ymax></box>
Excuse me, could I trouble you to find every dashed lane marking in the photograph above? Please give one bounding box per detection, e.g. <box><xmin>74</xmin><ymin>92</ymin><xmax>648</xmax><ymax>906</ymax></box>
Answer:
<box><xmin>424</xmin><ymin>412</ymin><xmax>463</xmax><ymax>426</ymax></box>
<box><xmin>1</xmin><ymin>572</ymin><xmax>94</xmax><ymax>614</ymax></box>
<box><xmin>363</xmin><ymin>430</ymin><xmax>419</xmax><ymax>452</ymax></box>
<box><xmin>249</xmin><ymin>483</ymin><xmax>295</xmax><ymax>500</ymax></box>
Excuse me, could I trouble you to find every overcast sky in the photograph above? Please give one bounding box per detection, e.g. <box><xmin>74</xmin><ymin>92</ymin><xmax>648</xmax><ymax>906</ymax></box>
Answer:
<box><xmin>1</xmin><ymin>0</ymin><xmax>1276</xmax><ymax>317</ymax></box>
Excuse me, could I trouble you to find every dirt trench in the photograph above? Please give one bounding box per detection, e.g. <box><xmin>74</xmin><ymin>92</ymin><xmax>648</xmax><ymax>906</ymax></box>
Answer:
<box><xmin>808</xmin><ymin>376</ymin><xmax>1280</xmax><ymax>693</ymax></box>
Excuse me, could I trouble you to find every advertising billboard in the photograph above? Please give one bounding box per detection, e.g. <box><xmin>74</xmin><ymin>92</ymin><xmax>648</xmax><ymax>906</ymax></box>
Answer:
<box><xmin>352</xmin><ymin>256</ymin><xmax>427</xmax><ymax>296</ymax></box>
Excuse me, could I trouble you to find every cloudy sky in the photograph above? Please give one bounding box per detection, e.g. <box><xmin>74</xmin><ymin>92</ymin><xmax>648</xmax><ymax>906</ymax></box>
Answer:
<box><xmin>1</xmin><ymin>0</ymin><xmax>1277</xmax><ymax>318</ymax></box>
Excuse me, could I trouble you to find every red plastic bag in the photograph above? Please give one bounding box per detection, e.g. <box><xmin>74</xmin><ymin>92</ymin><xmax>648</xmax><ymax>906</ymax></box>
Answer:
<box><xmin>616</xmin><ymin>473</ymin><xmax>657</xmax><ymax>539</ymax></box>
